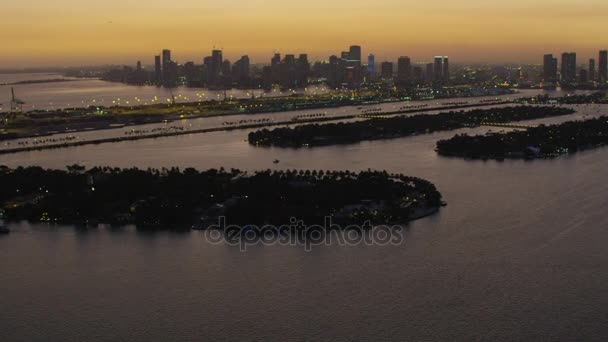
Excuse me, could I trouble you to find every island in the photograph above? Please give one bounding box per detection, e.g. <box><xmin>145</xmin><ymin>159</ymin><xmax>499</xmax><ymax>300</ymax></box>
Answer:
<box><xmin>0</xmin><ymin>166</ymin><xmax>443</xmax><ymax>229</ymax></box>
<box><xmin>0</xmin><ymin>87</ymin><xmax>514</xmax><ymax>142</ymax></box>
<box><xmin>435</xmin><ymin>116</ymin><xmax>608</xmax><ymax>160</ymax></box>
<box><xmin>516</xmin><ymin>91</ymin><xmax>608</xmax><ymax>105</ymax></box>
<box><xmin>248</xmin><ymin>106</ymin><xmax>575</xmax><ymax>148</ymax></box>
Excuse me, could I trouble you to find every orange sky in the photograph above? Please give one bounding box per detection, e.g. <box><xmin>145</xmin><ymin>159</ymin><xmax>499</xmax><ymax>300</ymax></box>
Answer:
<box><xmin>1</xmin><ymin>0</ymin><xmax>607</xmax><ymax>67</ymax></box>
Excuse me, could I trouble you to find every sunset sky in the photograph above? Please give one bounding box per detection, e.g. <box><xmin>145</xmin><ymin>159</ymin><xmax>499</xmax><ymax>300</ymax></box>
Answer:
<box><xmin>2</xmin><ymin>0</ymin><xmax>607</xmax><ymax>67</ymax></box>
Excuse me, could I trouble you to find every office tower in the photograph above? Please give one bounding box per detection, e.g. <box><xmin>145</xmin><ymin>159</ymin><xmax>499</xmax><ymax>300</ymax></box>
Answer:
<box><xmin>426</xmin><ymin>63</ymin><xmax>434</xmax><ymax>84</ymax></box>
<box><xmin>589</xmin><ymin>59</ymin><xmax>596</xmax><ymax>82</ymax></box>
<box><xmin>136</xmin><ymin>61</ymin><xmax>142</xmax><ymax>71</ymax></box>
<box><xmin>154</xmin><ymin>55</ymin><xmax>162</xmax><ymax>83</ymax></box>
<box><xmin>161</xmin><ymin>49</ymin><xmax>175</xmax><ymax>86</ymax></box>
<box><xmin>341</xmin><ymin>51</ymin><xmax>350</xmax><ymax>60</ymax></box>
<box><xmin>561</xmin><ymin>52</ymin><xmax>576</xmax><ymax>83</ymax></box>
<box><xmin>276</xmin><ymin>54</ymin><xmax>298</xmax><ymax>88</ymax></box>
<box><xmin>442</xmin><ymin>56</ymin><xmax>449</xmax><ymax>83</ymax></box>
<box><xmin>163</xmin><ymin>61</ymin><xmax>178</xmax><ymax>87</ymax></box>
<box><xmin>271</xmin><ymin>53</ymin><xmax>281</xmax><ymax>66</ymax></box>
<box><xmin>284</xmin><ymin>54</ymin><xmax>295</xmax><ymax>64</ymax></box>
<box><xmin>579</xmin><ymin>69</ymin><xmax>588</xmax><ymax>83</ymax></box>
<box><xmin>434</xmin><ymin>56</ymin><xmax>443</xmax><ymax>82</ymax></box>
<box><xmin>221</xmin><ymin>60</ymin><xmax>231</xmax><ymax>76</ymax></box>
<box><xmin>396</xmin><ymin>56</ymin><xmax>412</xmax><ymax>85</ymax></box>
<box><xmin>543</xmin><ymin>54</ymin><xmax>558</xmax><ymax>82</ymax></box>
<box><xmin>162</xmin><ymin>49</ymin><xmax>171</xmax><ymax>68</ymax></box>
<box><xmin>327</xmin><ymin>55</ymin><xmax>340</xmax><ymax>88</ymax></box>
<box><xmin>271</xmin><ymin>53</ymin><xmax>282</xmax><ymax>84</ymax></box>
<box><xmin>600</xmin><ymin>50</ymin><xmax>608</xmax><ymax>84</ymax></box>
<box><xmin>183</xmin><ymin>62</ymin><xmax>199</xmax><ymax>86</ymax></box>
<box><xmin>296</xmin><ymin>54</ymin><xmax>310</xmax><ymax>87</ymax></box>
<box><xmin>233</xmin><ymin>55</ymin><xmax>250</xmax><ymax>85</ymax></box>
<box><xmin>262</xmin><ymin>66</ymin><xmax>273</xmax><ymax>90</ymax></box>
<box><xmin>205</xmin><ymin>49</ymin><xmax>223</xmax><ymax>86</ymax></box>
<box><xmin>412</xmin><ymin>66</ymin><xmax>423</xmax><ymax>85</ymax></box>
<box><xmin>381</xmin><ymin>62</ymin><xmax>393</xmax><ymax>79</ymax></box>
<box><xmin>349</xmin><ymin>45</ymin><xmax>362</xmax><ymax>65</ymax></box>
<box><xmin>367</xmin><ymin>54</ymin><xmax>375</xmax><ymax>81</ymax></box>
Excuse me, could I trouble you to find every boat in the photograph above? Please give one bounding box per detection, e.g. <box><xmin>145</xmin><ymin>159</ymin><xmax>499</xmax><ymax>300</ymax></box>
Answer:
<box><xmin>273</xmin><ymin>159</ymin><xmax>280</xmax><ymax>164</ymax></box>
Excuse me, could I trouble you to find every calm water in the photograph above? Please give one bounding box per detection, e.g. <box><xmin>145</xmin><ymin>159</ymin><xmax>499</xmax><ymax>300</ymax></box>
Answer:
<box><xmin>1</xmin><ymin>87</ymin><xmax>608</xmax><ymax>340</ymax></box>
<box><xmin>0</xmin><ymin>73</ymin><xmax>328</xmax><ymax>112</ymax></box>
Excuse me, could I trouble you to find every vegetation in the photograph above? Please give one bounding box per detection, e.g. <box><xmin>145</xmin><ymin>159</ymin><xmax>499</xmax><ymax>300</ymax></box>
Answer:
<box><xmin>436</xmin><ymin>116</ymin><xmax>608</xmax><ymax>159</ymax></box>
<box><xmin>0</xmin><ymin>166</ymin><xmax>443</xmax><ymax>229</ymax></box>
<box><xmin>248</xmin><ymin>106</ymin><xmax>575</xmax><ymax>147</ymax></box>
<box><xmin>517</xmin><ymin>92</ymin><xmax>608</xmax><ymax>105</ymax></box>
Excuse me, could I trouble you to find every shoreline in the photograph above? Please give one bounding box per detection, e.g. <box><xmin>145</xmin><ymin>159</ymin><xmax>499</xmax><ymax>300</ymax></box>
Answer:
<box><xmin>1</xmin><ymin>89</ymin><xmax>516</xmax><ymax>141</ymax></box>
<box><xmin>0</xmin><ymin>101</ymin><xmax>512</xmax><ymax>155</ymax></box>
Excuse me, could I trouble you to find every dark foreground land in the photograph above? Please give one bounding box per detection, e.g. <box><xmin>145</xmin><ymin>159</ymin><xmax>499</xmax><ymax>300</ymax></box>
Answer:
<box><xmin>248</xmin><ymin>106</ymin><xmax>575</xmax><ymax>148</ymax></box>
<box><xmin>0</xmin><ymin>166</ymin><xmax>443</xmax><ymax>229</ymax></box>
<box><xmin>436</xmin><ymin>116</ymin><xmax>608</xmax><ymax>159</ymax></box>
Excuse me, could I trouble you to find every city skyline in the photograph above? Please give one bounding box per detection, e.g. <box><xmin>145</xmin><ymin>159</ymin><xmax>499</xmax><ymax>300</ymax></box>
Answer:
<box><xmin>2</xmin><ymin>0</ymin><xmax>608</xmax><ymax>67</ymax></box>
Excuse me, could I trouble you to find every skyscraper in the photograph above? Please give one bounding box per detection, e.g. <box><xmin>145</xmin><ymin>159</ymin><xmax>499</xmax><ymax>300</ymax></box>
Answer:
<box><xmin>426</xmin><ymin>63</ymin><xmax>434</xmax><ymax>84</ymax></box>
<box><xmin>161</xmin><ymin>49</ymin><xmax>175</xmax><ymax>87</ymax></box>
<box><xmin>599</xmin><ymin>50</ymin><xmax>608</xmax><ymax>85</ymax></box>
<box><xmin>543</xmin><ymin>54</ymin><xmax>558</xmax><ymax>82</ymax></box>
<box><xmin>206</xmin><ymin>49</ymin><xmax>223</xmax><ymax>86</ymax></box>
<box><xmin>296</xmin><ymin>54</ymin><xmax>310</xmax><ymax>87</ymax></box>
<box><xmin>381</xmin><ymin>62</ymin><xmax>393</xmax><ymax>79</ymax></box>
<box><xmin>434</xmin><ymin>56</ymin><xmax>443</xmax><ymax>82</ymax></box>
<box><xmin>579</xmin><ymin>69</ymin><xmax>588</xmax><ymax>83</ymax></box>
<box><xmin>162</xmin><ymin>49</ymin><xmax>171</xmax><ymax>69</ymax></box>
<box><xmin>561</xmin><ymin>52</ymin><xmax>576</xmax><ymax>83</ymax></box>
<box><xmin>442</xmin><ymin>56</ymin><xmax>449</xmax><ymax>83</ymax></box>
<box><xmin>233</xmin><ymin>55</ymin><xmax>250</xmax><ymax>85</ymax></box>
<box><xmin>396</xmin><ymin>56</ymin><xmax>411</xmax><ymax>85</ymax></box>
<box><xmin>589</xmin><ymin>58</ymin><xmax>596</xmax><ymax>82</ymax></box>
<box><xmin>367</xmin><ymin>54</ymin><xmax>375</xmax><ymax>81</ymax></box>
<box><xmin>271</xmin><ymin>53</ymin><xmax>281</xmax><ymax>67</ymax></box>
<box><xmin>349</xmin><ymin>45</ymin><xmax>362</xmax><ymax>65</ymax></box>
<box><xmin>154</xmin><ymin>55</ymin><xmax>162</xmax><ymax>84</ymax></box>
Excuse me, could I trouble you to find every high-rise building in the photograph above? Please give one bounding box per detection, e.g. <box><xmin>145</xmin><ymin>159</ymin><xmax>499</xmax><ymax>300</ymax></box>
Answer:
<box><xmin>367</xmin><ymin>54</ymin><xmax>375</xmax><ymax>81</ymax></box>
<box><xmin>589</xmin><ymin>59</ymin><xmax>596</xmax><ymax>82</ymax></box>
<box><xmin>161</xmin><ymin>49</ymin><xmax>175</xmax><ymax>86</ymax></box>
<box><xmin>162</xmin><ymin>49</ymin><xmax>171</xmax><ymax>69</ymax></box>
<box><xmin>296</xmin><ymin>54</ymin><xmax>310</xmax><ymax>87</ymax></box>
<box><xmin>442</xmin><ymin>56</ymin><xmax>449</xmax><ymax>83</ymax></box>
<box><xmin>327</xmin><ymin>55</ymin><xmax>340</xmax><ymax>88</ymax></box>
<box><xmin>271</xmin><ymin>53</ymin><xmax>281</xmax><ymax>66</ymax></box>
<box><xmin>579</xmin><ymin>69</ymin><xmax>588</xmax><ymax>83</ymax></box>
<box><xmin>396</xmin><ymin>56</ymin><xmax>411</xmax><ymax>85</ymax></box>
<box><xmin>381</xmin><ymin>62</ymin><xmax>393</xmax><ymax>80</ymax></box>
<box><xmin>154</xmin><ymin>55</ymin><xmax>162</xmax><ymax>84</ymax></box>
<box><xmin>434</xmin><ymin>56</ymin><xmax>443</xmax><ymax>82</ymax></box>
<box><xmin>599</xmin><ymin>50</ymin><xmax>608</xmax><ymax>85</ymax></box>
<box><xmin>412</xmin><ymin>66</ymin><xmax>423</xmax><ymax>85</ymax></box>
<box><xmin>222</xmin><ymin>60</ymin><xmax>232</xmax><ymax>77</ymax></box>
<box><xmin>205</xmin><ymin>49</ymin><xmax>223</xmax><ymax>86</ymax></box>
<box><xmin>233</xmin><ymin>55</ymin><xmax>250</xmax><ymax>85</ymax></box>
<box><xmin>543</xmin><ymin>54</ymin><xmax>558</xmax><ymax>82</ymax></box>
<box><xmin>163</xmin><ymin>61</ymin><xmax>178</xmax><ymax>87</ymax></box>
<box><xmin>561</xmin><ymin>52</ymin><xmax>577</xmax><ymax>83</ymax></box>
<box><xmin>425</xmin><ymin>63</ymin><xmax>434</xmax><ymax>84</ymax></box>
<box><xmin>349</xmin><ymin>46</ymin><xmax>361</xmax><ymax>65</ymax></box>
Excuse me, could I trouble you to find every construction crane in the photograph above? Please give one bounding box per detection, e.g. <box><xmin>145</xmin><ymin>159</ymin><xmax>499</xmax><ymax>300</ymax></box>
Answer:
<box><xmin>9</xmin><ymin>87</ymin><xmax>25</xmax><ymax>119</ymax></box>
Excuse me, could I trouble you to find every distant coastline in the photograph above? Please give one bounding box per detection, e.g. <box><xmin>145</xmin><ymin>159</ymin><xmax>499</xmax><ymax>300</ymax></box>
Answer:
<box><xmin>0</xmin><ymin>78</ymin><xmax>84</xmax><ymax>86</ymax></box>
